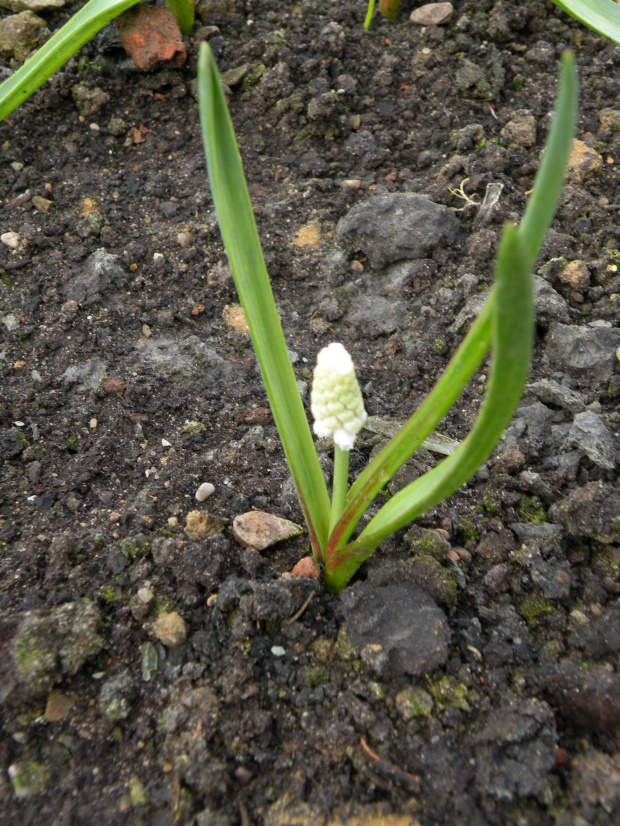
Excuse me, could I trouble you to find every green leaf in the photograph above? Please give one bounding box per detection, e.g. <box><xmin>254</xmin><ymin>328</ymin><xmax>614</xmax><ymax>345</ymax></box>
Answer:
<box><xmin>197</xmin><ymin>43</ymin><xmax>331</xmax><ymax>556</ymax></box>
<box><xmin>324</xmin><ymin>289</ymin><xmax>495</xmax><ymax>562</ymax></box>
<box><xmin>551</xmin><ymin>0</ymin><xmax>620</xmax><ymax>45</ymax></box>
<box><xmin>165</xmin><ymin>0</ymin><xmax>195</xmax><ymax>35</ymax></box>
<box><xmin>323</xmin><ymin>52</ymin><xmax>578</xmax><ymax>592</ymax></box>
<box><xmin>0</xmin><ymin>0</ymin><xmax>142</xmax><ymax>122</ymax></box>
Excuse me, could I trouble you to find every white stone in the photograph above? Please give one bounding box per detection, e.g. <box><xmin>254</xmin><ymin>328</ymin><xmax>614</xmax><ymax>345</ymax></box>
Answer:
<box><xmin>195</xmin><ymin>482</ymin><xmax>215</xmax><ymax>502</ymax></box>
<box><xmin>1</xmin><ymin>232</ymin><xmax>20</xmax><ymax>249</ymax></box>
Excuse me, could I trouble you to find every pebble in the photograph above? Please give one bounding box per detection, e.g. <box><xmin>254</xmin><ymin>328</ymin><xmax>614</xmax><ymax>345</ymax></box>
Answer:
<box><xmin>223</xmin><ymin>303</ymin><xmax>250</xmax><ymax>334</ymax></box>
<box><xmin>44</xmin><ymin>690</ymin><xmax>74</xmax><ymax>722</ymax></box>
<box><xmin>410</xmin><ymin>2</ymin><xmax>453</xmax><ymax>26</ymax></box>
<box><xmin>184</xmin><ymin>510</ymin><xmax>226</xmax><ymax>540</ymax></box>
<box><xmin>566</xmin><ymin>140</ymin><xmax>603</xmax><ymax>184</ymax></box>
<box><xmin>195</xmin><ymin>482</ymin><xmax>215</xmax><ymax>502</ymax></box>
<box><xmin>564</xmin><ymin>410</ymin><xmax>616</xmax><ymax>470</ymax></box>
<box><xmin>150</xmin><ymin>611</ymin><xmax>187</xmax><ymax>647</ymax></box>
<box><xmin>288</xmin><ymin>555</ymin><xmax>321</xmax><ymax>580</ymax></box>
<box><xmin>1</xmin><ymin>231</ymin><xmax>20</xmax><ymax>249</ymax></box>
<box><xmin>232</xmin><ymin>511</ymin><xmax>303</xmax><ymax>551</ymax></box>
<box><xmin>558</xmin><ymin>260</ymin><xmax>590</xmax><ymax>291</ymax></box>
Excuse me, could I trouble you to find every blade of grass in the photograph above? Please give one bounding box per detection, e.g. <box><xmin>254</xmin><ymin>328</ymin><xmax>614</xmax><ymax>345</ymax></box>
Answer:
<box><xmin>198</xmin><ymin>43</ymin><xmax>331</xmax><ymax>556</ymax></box>
<box><xmin>551</xmin><ymin>0</ymin><xmax>620</xmax><ymax>45</ymax></box>
<box><xmin>0</xmin><ymin>0</ymin><xmax>141</xmax><ymax>122</ymax></box>
<box><xmin>323</xmin><ymin>51</ymin><xmax>578</xmax><ymax>592</ymax></box>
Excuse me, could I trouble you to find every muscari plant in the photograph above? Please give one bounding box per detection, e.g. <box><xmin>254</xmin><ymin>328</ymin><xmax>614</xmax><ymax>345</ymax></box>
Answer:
<box><xmin>0</xmin><ymin>0</ymin><xmax>194</xmax><ymax>122</ymax></box>
<box><xmin>199</xmin><ymin>45</ymin><xmax>577</xmax><ymax>593</ymax></box>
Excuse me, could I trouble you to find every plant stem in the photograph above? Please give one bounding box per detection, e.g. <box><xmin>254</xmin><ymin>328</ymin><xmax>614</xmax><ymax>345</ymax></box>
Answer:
<box><xmin>364</xmin><ymin>0</ymin><xmax>376</xmax><ymax>30</ymax></box>
<box><xmin>329</xmin><ymin>446</ymin><xmax>349</xmax><ymax>534</ymax></box>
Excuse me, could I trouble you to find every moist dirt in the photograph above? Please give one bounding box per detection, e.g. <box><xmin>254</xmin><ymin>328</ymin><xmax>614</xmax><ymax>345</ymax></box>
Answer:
<box><xmin>1</xmin><ymin>1</ymin><xmax>620</xmax><ymax>824</ymax></box>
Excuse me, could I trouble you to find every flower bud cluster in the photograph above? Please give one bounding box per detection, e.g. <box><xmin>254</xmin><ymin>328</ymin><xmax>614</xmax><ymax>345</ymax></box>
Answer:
<box><xmin>310</xmin><ymin>343</ymin><xmax>367</xmax><ymax>451</ymax></box>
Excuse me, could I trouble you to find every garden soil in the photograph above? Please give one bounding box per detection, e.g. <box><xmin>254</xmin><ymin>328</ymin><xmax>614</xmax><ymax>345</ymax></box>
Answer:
<box><xmin>1</xmin><ymin>1</ymin><xmax>620</xmax><ymax>824</ymax></box>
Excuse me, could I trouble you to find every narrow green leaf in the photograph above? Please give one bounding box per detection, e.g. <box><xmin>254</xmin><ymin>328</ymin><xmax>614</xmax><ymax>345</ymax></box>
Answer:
<box><xmin>326</xmin><ymin>227</ymin><xmax>533</xmax><ymax>591</ymax></box>
<box><xmin>0</xmin><ymin>0</ymin><xmax>142</xmax><ymax>122</ymax></box>
<box><xmin>551</xmin><ymin>0</ymin><xmax>620</xmax><ymax>45</ymax></box>
<box><xmin>323</xmin><ymin>52</ymin><xmax>578</xmax><ymax>592</ymax></box>
<box><xmin>165</xmin><ymin>0</ymin><xmax>195</xmax><ymax>35</ymax></box>
<box><xmin>518</xmin><ymin>51</ymin><xmax>579</xmax><ymax>268</ymax></box>
<box><xmin>324</xmin><ymin>289</ymin><xmax>495</xmax><ymax>560</ymax></box>
<box><xmin>197</xmin><ymin>43</ymin><xmax>331</xmax><ymax>555</ymax></box>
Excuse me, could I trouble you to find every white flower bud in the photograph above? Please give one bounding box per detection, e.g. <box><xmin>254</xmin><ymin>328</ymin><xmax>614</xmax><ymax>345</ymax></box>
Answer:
<box><xmin>310</xmin><ymin>343</ymin><xmax>367</xmax><ymax>451</ymax></box>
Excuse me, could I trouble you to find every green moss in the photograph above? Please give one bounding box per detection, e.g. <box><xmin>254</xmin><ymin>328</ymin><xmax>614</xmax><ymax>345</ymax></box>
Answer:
<box><xmin>100</xmin><ymin>587</ymin><xmax>121</xmax><ymax>603</ymax></box>
<box><xmin>432</xmin><ymin>338</ymin><xmax>447</xmax><ymax>356</ymax></box>
<box><xmin>513</xmin><ymin>74</ymin><xmax>525</xmax><ymax>91</ymax></box>
<box><xmin>478</xmin><ymin>491</ymin><xmax>502</xmax><ymax>516</ymax></box>
<box><xmin>181</xmin><ymin>421</ymin><xmax>206</xmax><ymax>435</ymax></box>
<box><xmin>395</xmin><ymin>686</ymin><xmax>434</xmax><ymax>720</ymax></box>
<box><xmin>520</xmin><ymin>595</ymin><xmax>555</xmax><ymax>627</ymax></box>
<box><xmin>517</xmin><ymin>494</ymin><xmax>547</xmax><ymax>524</ymax></box>
<box><xmin>427</xmin><ymin>675</ymin><xmax>471</xmax><ymax>712</ymax></box>
<box><xmin>306</xmin><ymin>665</ymin><xmax>329</xmax><ymax>689</ymax></box>
<box><xmin>8</xmin><ymin>760</ymin><xmax>50</xmax><ymax>798</ymax></box>
<box><xmin>457</xmin><ymin>515</ymin><xmax>481</xmax><ymax>543</ymax></box>
<box><xmin>120</xmin><ymin>532</ymin><xmax>151</xmax><ymax>560</ymax></box>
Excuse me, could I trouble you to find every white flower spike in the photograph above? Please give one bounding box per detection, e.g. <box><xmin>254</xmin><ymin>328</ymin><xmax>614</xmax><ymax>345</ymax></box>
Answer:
<box><xmin>311</xmin><ymin>343</ymin><xmax>367</xmax><ymax>451</ymax></box>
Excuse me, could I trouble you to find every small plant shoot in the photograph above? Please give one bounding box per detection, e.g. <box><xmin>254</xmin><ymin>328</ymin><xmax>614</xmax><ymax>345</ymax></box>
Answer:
<box><xmin>198</xmin><ymin>45</ymin><xmax>578</xmax><ymax>593</ymax></box>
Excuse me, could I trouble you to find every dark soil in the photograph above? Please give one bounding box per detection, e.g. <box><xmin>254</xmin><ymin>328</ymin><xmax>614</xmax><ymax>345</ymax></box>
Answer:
<box><xmin>1</xmin><ymin>1</ymin><xmax>620</xmax><ymax>824</ymax></box>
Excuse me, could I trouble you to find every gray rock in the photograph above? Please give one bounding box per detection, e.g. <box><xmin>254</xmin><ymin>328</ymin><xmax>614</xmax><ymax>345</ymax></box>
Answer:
<box><xmin>568</xmin><ymin>607</ymin><xmax>620</xmax><ymax>659</ymax></box>
<box><xmin>543</xmin><ymin>322</ymin><xmax>620</xmax><ymax>388</ymax></box>
<box><xmin>549</xmin><ymin>482</ymin><xmax>620</xmax><ymax>544</ymax></box>
<box><xmin>533</xmin><ymin>275</ymin><xmax>570</xmax><ymax>323</ymax></box>
<box><xmin>564</xmin><ymin>410</ymin><xmax>616</xmax><ymax>470</ymax></box>
<box><xmin>0</xmin><ymin>426</ymin><xmax>27</xmax><ymax>459</ymax></box>
<box><xmin>10</xmin><ymin>602</ymin><xmax>103</xmax><ymax>696</ymax></box>
<box><xmin>541</xmin><ymin>661</ymin><xmax>620</xmax><ymax>733</ymax></box>
<box><xmin>135</xmin><ymin>335</ymin><xmax>225</xmax><ymax>379</ymax></box>
<box><xmin>472</xmin><ymin>697</ymin><xmax>557</xmax><ymax>800</ymax></box>
<box><xmin>340</xmin><ymin>583</ymin><xmax>450</xmax><ymax>678</ymax></box>
<box><xmin>510</xmin><ymin>522</ymin><xmax>563</xmax><ymax>554</ymax></box>
<box><xmin>65</xmin><ymin>248</ymin><xmax>125</xmax><ymax>305</ymax></box>
<box><xmin>62</xmin><ymin>357</ymin><xmax>107</xmax><ymax>392</ymax></box>
<box><xmin>554</xmin><ymin>750</ymin><xmax>620</xmax><ymax>826</ymax></box>
<box><xmin>525</xmin><ymin>379</ymin><xmax>586</xmax><ymax>414</ymax></box>
<box><xmin>98</xmin><ymin>669</ymin><xmax>137</xmax><ymax>722</ymax></box>
<box><xmin>336</xmin><ymin>193</ymin><xmax>461</xmax><ymax>269</ymax></box>
<box><xmin>455</xmin><ymin>46</ymin><xmax>505</xmax><ymax>100</ymax></box>
<box><xmin>347</xmin><ymin>294</ymin><xmax>406</xmax><ymax>337</ymax></box>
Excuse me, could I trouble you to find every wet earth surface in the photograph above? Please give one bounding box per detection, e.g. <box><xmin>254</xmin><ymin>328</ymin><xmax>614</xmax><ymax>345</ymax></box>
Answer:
<box><xmin>1</xmin><ymin>1</ymin><xmax>620</xmax><ymax>824</ymax></box>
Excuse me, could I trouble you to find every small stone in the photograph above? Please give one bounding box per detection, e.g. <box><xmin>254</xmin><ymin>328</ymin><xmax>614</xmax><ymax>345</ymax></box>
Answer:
<box><xmin>271</xmin><ymin>646</ymin><xmax>286</xmax><ymax>657</ymax></box>
<box><xmin>195</xmin><ymin>482</ymin><xmax>215</xmax><ymax>502</ymax></box>
<box><xmin>289</xmin><ymin>556</ymin><xmax>321</xmax><ymax>580</ymax></box>
<box><xmin>72</xmin><ymin>83</ymin><xmax>110</xmax><ymax>117</ymax></box>
<box><xmin>8</xmin><ymin>761</ymin><xmax>50</xmax><ymax>798</ymax></box>
<box><xmin>185</xmin><ymin>510</ymin><xmax>227</xmax><ymax>539</ymax></box>
<box><xmin>0</xmin><ymin>10</ymin><xmax>49</xmax><ymax>62</ymax></box>
<box><xmin>115</xmin><ymin>5</ymin><xmax>186</xmax><ymax>72</ymax></box>
<box><xmin>150</xmin><ymin>611</ymin><xmax>187</xmax><ymax>647</ymax></box>
<box><xmin>161</xmin><ymin>438</ymin><xmax>172</xmax><ymax>447</ymax></box>
<box><xmin>410</xmin><ymin>2</ymin><xmax>453</xmax><ymax>26</ymax></box>
<box><xmin>177</xmin><ymin>231</ymin><xmax>193</xmax><ymax>248</ymax></box>
<box><xmin>232</xmin><ymin>511</ymin><xmax>303</xmax><ymax>551</ymax></box>
<box><xmin>223</xmin><ymin>303</ymin><xmax>250</xmax><ymax>334</ymax></box>
<box><xmin>0</xmin><ymin>0</ymin><xmax>64</xmax><ymax>9</ymax></box>
<box><xmin>89</xmin><ymin>418</ymin><xmax>97</xmax><ymax>428</ymax></box>
<box><xmin>500</xmin><ymin>109</ymin><xmax>536</xmax><ymax>148</ymax></box>
<box><xmin>1</xmin><ymin>231</ymin><xmax>20</xmax><ymax>249</ymax></box>
<box><xmin>32</xmin><ymin>195</ymin><xmax>52</xmax><ymax>213</ymax></box>
<box><xmin>549</xmin><ymin>482</ymin><xmax>620</xmax><ymax>544</ymax></box>
<box><xmin>43</xmin><ymin>689</ymin><xmax>74</xmax><ymax>722</ymax></box>
<box><xmin>558</xmin><ymin>260</ymin><xmax>590</xmax><ymax>291</ymax></box>
<box><xmin>98</xmin><ymin>669</ymin><xmax>136</xmax><ymax>722</ymax></box>
<box><xmin>564</xmin><ymin>410</ymin><xmax>616</xmax><ymax>470</ymax></box>
<box><xmin>566</xmin><ymin>140</ymin><xmax>603</xmax><ymax>184</ymax></box>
